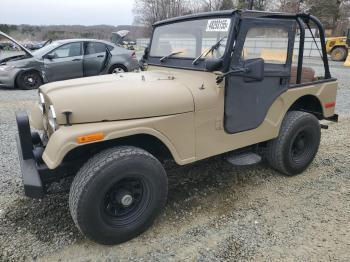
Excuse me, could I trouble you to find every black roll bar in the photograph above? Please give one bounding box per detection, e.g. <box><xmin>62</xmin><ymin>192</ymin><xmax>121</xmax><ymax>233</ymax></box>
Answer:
<box><xmin>295</xmin><ymin>17</ymin><xmax>305</xmax><ymax>84</ymax></box>
<box><xmin>264</xmin><ymin>13</ymin><xmax>332</xmax><ymax>83</ymax></box>
<box><xmin>300</xmin><ymin>14</ymin><xmax>331</xmax><ymax>79</ymax></box>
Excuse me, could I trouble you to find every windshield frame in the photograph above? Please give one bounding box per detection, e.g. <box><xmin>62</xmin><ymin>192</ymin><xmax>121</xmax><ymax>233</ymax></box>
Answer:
<box><xmin>145</xmin><ymin>13</ymin><xmax>236</xmax><ymax>71</ymax></box>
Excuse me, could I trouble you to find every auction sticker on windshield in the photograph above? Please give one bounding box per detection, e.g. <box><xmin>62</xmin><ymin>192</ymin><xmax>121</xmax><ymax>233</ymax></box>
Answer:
<box><xmin>206</xmin><ymin>19</ymin><xmax>230</xmax><ymax>32</ymax></box>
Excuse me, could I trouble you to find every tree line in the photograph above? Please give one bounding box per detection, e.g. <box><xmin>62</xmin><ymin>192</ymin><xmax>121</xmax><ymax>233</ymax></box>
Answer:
<box><xmin>0</xmin><ymin>24</ymin><xmax>150</xmax><ymax>42</ymax></box>
<box><xmin>133</xmin><ymin>0</ymin><xmax>350</xmax><ymax>36</ymax></box>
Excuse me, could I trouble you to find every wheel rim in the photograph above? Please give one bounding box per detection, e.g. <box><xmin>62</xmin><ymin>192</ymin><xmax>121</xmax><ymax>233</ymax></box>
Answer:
<box><xmin>112</xmin><ymin>67</ymin><xmax>125</xmax><ymax>74</ymax></box>
<box><xmin>334</xmin><ymin>50</ymin><xmax>342</xmax><ymax>60</ymax></box>
<box><xmin>100</xmin><ymin>176</ymin><xmax>149</xmax><ymax>226</ymax></box>
<box><xmin>290</xmin><ymin>129</ymin><xmax>313</xmax><ymax>164</ymax></box>
<box><xmin>23</xmin><ymin>73</ymin><xmax>39</xmax><ymax>88</ymax></box>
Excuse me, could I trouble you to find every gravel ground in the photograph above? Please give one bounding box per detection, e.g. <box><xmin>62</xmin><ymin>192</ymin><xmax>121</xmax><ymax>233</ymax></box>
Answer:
<box><xmin>0</xmin><ymin>61</ymin><xmax>349</xmax><ymax>262</ymax></box>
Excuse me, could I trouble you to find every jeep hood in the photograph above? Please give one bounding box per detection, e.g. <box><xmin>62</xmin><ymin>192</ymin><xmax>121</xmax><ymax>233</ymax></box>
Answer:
<box><xmin>40</xmin><ymin>71</ymin><xmax>194</xmax><ymax>125</ymax></box>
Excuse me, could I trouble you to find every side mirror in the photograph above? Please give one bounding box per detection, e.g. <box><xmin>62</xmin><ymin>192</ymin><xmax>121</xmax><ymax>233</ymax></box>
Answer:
<box><xmin>243</xmin><ymin>58</ymin><xmax>264</xmax><ymax>82</ymax></box>
<box><xmin>205</xmin><ymin>58</ymin><xmax>223</xmax><ymax>71</ymax></box>
<box><xmin>216</xmin><ymin>58</ymin><xmax>264</xmax><ymax>84</ymax></box>
<box><xmin>45</xmin><ymin>53</ymin><xmax>55</xmax><ymax>60</ymax></box>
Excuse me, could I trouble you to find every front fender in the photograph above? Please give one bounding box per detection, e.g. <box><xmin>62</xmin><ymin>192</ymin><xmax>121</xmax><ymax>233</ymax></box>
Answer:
<box><xmin>15</xmin><ymin>65</ymin><xmax>47</xmax><ymax>85</ymax></box>
<box><xmin>42</xmin><ymin>113</ymin><xmax>195</xmax><ymax>169</ymax></box>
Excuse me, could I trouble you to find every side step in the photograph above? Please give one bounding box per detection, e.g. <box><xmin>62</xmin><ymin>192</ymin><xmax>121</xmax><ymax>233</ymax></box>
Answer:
<box><xmin>226</xmin><ymin>152</ymin><xmax>262</xmax><ymax>166</ymax></box>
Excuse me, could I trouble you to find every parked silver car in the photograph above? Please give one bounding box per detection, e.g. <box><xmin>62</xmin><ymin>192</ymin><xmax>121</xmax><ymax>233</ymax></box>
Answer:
<box><xmin>0</xmin><ymin>32</ymin><xmax>139</xmax><ymax>89</ymax></box>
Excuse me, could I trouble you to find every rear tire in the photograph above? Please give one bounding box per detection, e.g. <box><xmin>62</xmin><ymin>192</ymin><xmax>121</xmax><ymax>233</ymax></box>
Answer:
<box><xmin>266</xmin><ymin>111</ymin><xmax>321</xmax><ymax>176</ymax></box>
<box><xmin>330</xmin><ymin>47</ymin><xmax>348</xmax><ymax>61</ymax></box>
<box><xmin>69</xmin><ymin>146</ymin><xmax>168</xmax><ymax>245</ymax></box>
<box><xmin>109</xmin><ymin>64</ymin><xmax>127</xmax><ymax>74</ymax></box>
<box><xmin>16</xmin><ymin>70</ymin><xmax>43</xmax><ymax>90</ymax></box>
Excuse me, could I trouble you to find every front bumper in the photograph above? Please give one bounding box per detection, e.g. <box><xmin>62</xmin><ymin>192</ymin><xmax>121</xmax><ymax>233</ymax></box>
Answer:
<box><xmin>16</xmin><ymin>111</ymin><xmax>85</xmax><ymax>198</ymax></box>
<box><xmin>16</xmin><ymin>112</ymin><xmax>44</xmax><ymax>198</ymax></box>
<box><xmin>0</xmin><ymin>69</ymin><xmax>17</xmax><ymax>88</ymax></box>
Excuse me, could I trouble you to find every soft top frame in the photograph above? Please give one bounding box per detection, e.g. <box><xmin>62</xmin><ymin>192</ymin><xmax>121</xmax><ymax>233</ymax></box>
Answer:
<box><xmin>148</xmin><ymin>10</ymin><xmax>332</xmax><ymax>84</ymax></box>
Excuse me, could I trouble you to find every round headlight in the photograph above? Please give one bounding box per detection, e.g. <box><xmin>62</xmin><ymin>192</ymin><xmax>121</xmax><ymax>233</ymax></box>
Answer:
<box><xmin>48</xmin><ymin>105</ymin><xmax>58</xmax><ymax>131</ymax></box>
<box><xmin>39</xmin><ymin>92</ymin><xmax>45</xmax><ymax>114</ymax></box>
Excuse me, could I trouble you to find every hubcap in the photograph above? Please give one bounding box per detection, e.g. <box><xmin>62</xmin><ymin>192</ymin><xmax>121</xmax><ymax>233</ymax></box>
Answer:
<box><xmin>120</xmin><ymin>194</ymin><xmax>133</xmax><ymax>207</ymax></box>
<box><xmin>23</xmin><ymin>73</ymin><xmax>39</xmax><ymax>88</ymax></box>
<box><xmin>112</xmin><ymin>67</ymin><xmax>125</xmax><ymax>74</ymax></box>
<box><xmin>102</xmin><ymin>177</ymin><xmax>143</xmax><ymax>219</ymax></box>
<box><xmin>290</xmin><ymin>128</ymin><xmax>315</xmax><ymax>165</ymax></box>
<box><xmin>335</xmin><ymin>51</ymin><xmax>342</xmax><ymax>59</ymax></box>
<box><xmin>292</xmin><ymin>131</ymin><xmax>306</xmax><ymax>157</ymax></box>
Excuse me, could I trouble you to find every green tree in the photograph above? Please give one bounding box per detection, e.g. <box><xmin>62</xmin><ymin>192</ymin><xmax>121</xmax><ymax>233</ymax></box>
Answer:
<box><xmin>253</xmin><ymin>0</ymin><xmax>267</xmax><ymax>10</ymax></box>
<box><xmin>306</xmin><ymin>0</ymin><xmax>341</xmax><ymax>29</ymax></box>
<box><xmin>0</xmin><ymin>24</ymin><xmax>17</xmax><ymax>34</ymax></box>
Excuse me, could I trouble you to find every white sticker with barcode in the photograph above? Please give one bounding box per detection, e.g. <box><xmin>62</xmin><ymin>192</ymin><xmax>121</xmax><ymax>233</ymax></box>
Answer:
<box><xmin>206</xmin><ymin>19</ymin><xmax>230</xmax><ymax>32</ymax></box>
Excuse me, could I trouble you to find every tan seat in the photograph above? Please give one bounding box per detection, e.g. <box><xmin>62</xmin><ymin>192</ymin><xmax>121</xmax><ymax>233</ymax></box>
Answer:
<box><xmin>290</xmin><ymin>66</ymin><xmax>315</xmax><ymax>84</ymax></box>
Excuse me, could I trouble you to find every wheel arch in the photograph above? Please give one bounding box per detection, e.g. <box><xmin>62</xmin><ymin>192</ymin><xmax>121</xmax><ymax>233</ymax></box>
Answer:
<box><xmin>15</xmin><ymin>68</ymin><xmax>44</xmax><ymax>88</ymax></box>
<box><xmin>108</xmin><ymin>63</ymin><xmax>128</xmax><ymax>73</ymax></box>
<box><xmin>330</xmin><ymin>45</ymin><xmax>348</xmax><ymax>53</ymax></box>
<box><xmin>63</xmin><ymin>133</ymin><xmax>175</xmax><ymax>165</ymax></box>
<box><xmin>287</xmin><ymin>94</ymin><xmax>324</xmax><ymax>119</ymax></box>
<box><xmin>42</xmin><ymin>125</ymin><xmax>192</xmax><ymax>170</ymax></box>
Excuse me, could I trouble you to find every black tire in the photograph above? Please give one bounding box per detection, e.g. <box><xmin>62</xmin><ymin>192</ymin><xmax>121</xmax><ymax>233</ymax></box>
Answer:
<box><xmin>16</xmin><ymin>70</ymin><xmax>43</xmax><ymax>90</ymax></box>
<box><xmin>330</xmin><ymin>47</ymin><xmax>348</xmax><ymax>61</ymax></box>
<box><xmin>108</xmin><ymin>64</ymin><xmax>128</xmax><ymax>74</ymax></box>
<box><xmin>69</xmin><ymin>146</ymin><xmax>168</xmax><ymax>245</ymax></box>
<box><xmin>266</xmin><ymin>111</ymin><xmax>321</xmax><ymax>176</ymax></box>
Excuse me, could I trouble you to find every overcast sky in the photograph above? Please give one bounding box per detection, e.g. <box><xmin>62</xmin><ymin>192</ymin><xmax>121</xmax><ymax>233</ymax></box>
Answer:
<box><xmin>0</xmin><ymin>0</ymin><xmax>134</xmax><ymax>26</ymax></box>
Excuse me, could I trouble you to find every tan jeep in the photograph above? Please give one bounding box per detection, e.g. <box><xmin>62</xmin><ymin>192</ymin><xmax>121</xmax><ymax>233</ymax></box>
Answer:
<box><xmin>16</xmin><ymin>10</ymin><xmax>338</xmax><ymax>245</ymax></box>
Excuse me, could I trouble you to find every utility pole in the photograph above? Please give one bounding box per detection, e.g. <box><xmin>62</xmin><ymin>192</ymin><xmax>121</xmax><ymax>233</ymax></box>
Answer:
<box><xmin>248</xmin><ymin>0</ymin><xmax>254</xmax><ymax>10</ymax></box>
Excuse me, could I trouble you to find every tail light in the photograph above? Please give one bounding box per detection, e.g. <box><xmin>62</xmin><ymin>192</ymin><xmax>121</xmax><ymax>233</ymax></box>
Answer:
<box><xmin>131</xmin><ymin>51</ymin><xmax>137</xmax><ymax>59</ymax></box>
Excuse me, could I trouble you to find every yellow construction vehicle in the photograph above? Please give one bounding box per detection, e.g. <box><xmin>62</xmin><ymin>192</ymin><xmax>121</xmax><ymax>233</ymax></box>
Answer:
<box><xmin>326</xmin><ymin>29</ymin><xmax>350</xmax><ymax>61</ymax></box>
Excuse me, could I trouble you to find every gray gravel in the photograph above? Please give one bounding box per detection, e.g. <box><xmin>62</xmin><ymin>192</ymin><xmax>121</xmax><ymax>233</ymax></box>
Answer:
<box><xmin>0</xmin><ymin>61</ymin><xmax>350</xmax><ymax>261</ymax></box>
<box><xmin>306</xmin><ymin>57</ymin><xmax>350</xmax><ymax>114</ymax></box>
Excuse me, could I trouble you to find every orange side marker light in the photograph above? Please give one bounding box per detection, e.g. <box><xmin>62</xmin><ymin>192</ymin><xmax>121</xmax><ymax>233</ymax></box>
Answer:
<box><xmin>77</xmin><ymin>132</ymin><xmax>105</xmax><ymax>144</ymax></box>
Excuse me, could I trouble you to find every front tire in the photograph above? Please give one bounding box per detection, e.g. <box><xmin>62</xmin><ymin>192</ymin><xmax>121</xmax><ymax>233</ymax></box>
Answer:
<box><xmin>16</xmin><ymin>70</ymin><xmax>43</xmax><ymax>90</ymax></box>
<box><xmin>266</xmin><ymin>111</ymin><xmax>321</xmax><ymax>176</ymax></box>
<box><xmin>69</xmin><ymin>146</ymin><xmax>168</xmax><ymax>245</ymax></box>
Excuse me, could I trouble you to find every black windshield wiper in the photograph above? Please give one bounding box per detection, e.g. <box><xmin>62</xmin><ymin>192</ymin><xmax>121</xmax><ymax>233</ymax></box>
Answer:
<box><xmin>192</xmin><ymin>36</ymin><xmax>227</xmax><ymax>65</ymax></box>
<box><xmin>160</xmin><ymin>51</ymin><xmax>183</xmax><ymax>62</ymax></box>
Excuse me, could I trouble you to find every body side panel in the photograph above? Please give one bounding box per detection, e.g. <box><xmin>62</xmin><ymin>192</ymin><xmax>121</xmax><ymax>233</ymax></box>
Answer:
<box><xmin>0</xmin><ymin>58</ymin><xmax>44</xmax><ymax>88</ymax></box>
<box><xmin>42</xmin><ymin>112</ymin><xmax>195</xmax><ymax>169</ymax></box>
<box><xmin>40</xmin><ymin>65</ymin><xmax>337</xmax><ymax>169</ymax></box>
<box><xmin>108</xmin><ymin>53</ymin><xmax>139</xmax><ymax>72</ymax></box>
<box><xmin>194</xmin><ymin>80</ymin><xmax>338</xmax><ymax>160</ymax></box>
